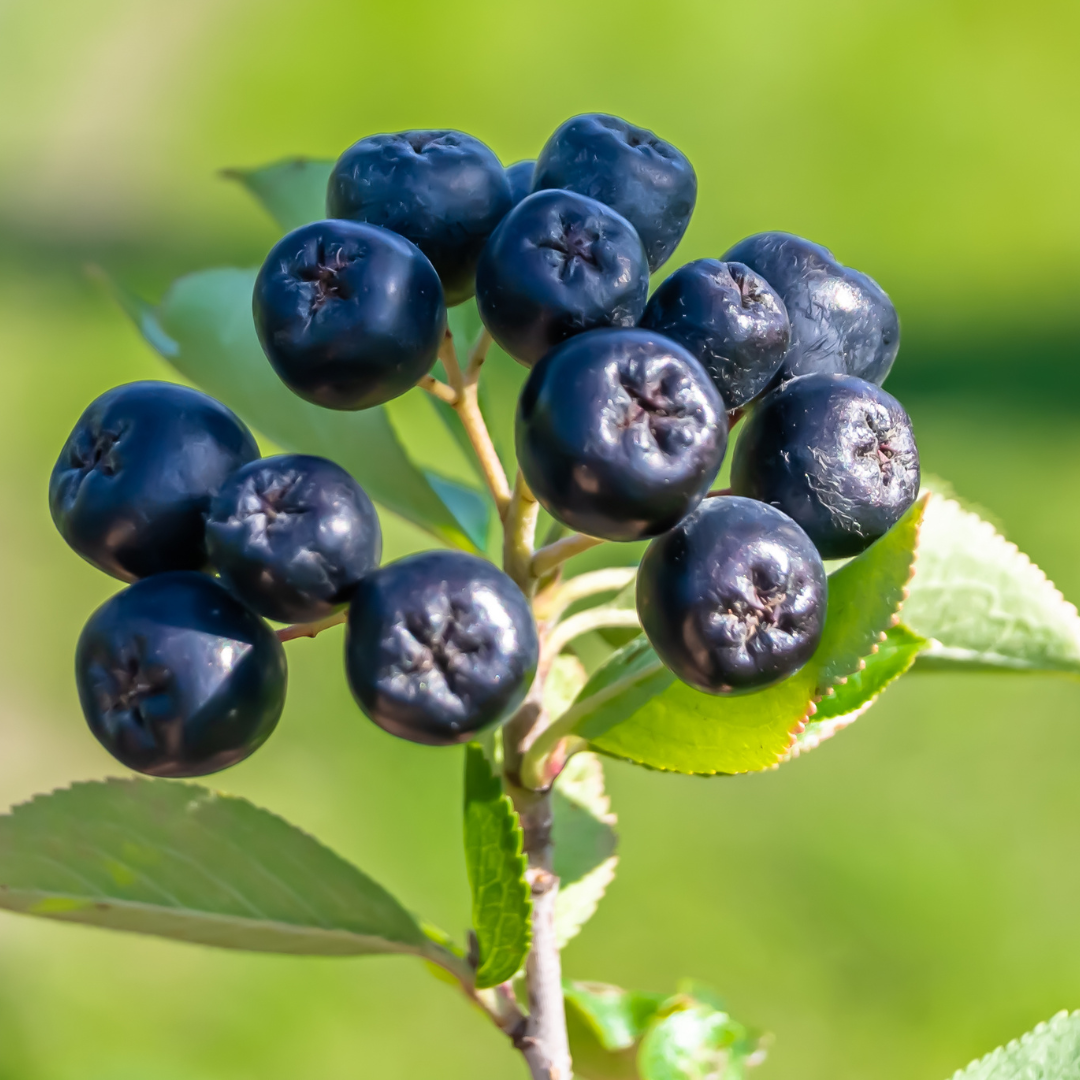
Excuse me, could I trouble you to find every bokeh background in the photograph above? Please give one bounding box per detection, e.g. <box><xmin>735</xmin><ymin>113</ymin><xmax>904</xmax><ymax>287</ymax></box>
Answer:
<box><xmin>1</xmin><ymin>1</ymin><xmax>1079</xmax><ymax>1077</ymax></box>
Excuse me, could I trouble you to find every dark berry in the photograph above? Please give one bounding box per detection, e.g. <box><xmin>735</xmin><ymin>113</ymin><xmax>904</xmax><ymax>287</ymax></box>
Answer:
<box><xmin>505</xmin><ymin>159</ymin><xmax>535</xmax><ymax>206</ymax></box>
<box><xmin>532</xmin><ymin>113</ymin><xmax>696</xmax><ymax>272</ymax></box>
<box><xmin>345</xmin><ymin>551</ymin><xmax>538</xmax><ymax>746</ymax></box>
<box><xmin>722</xmin><ymin>232</ymin><xmax>899</xmax><ymax>385</ymax></box>
<box><xmin>50</xmin><ymin>381</ymin><xmax>259</xmax><ymax>582</ymax></box>
<box><xmin>326</xmin><ymin>130</ymin><xmax>511</xmax><ymax>306</ymax></box>
<box><xmin>76</xmin><ymin>572</ymin><xmax>287</xmax><ymax>777</ymax></box>
<box><xmin>639</xmin><ymin>259</ymin><xmax>790</xmax><ymax>409</ymax></box>
<box><xmin>475</xmin><ymin>189</ymin><xmax>649</xmax><ymax>368</ymax></box>
<box><xmin>516</xmin><ymin>329</ymin><xmax>727</xmax><ymax>542</ymax></box>
<box><xmin>637</xmin><ymin>497</ymin><xmax>827</xmax><ymax>694</ymax></box>
<box><xmin>253</xmin><ymin>219</ymin><xmax>446</xmax><ymax>411</ymax></box>
<box><xmin>730</xmin><ymin>373</ymin><xmax>920</xmax><ymax>559</ymax></box>
<box><xmin>206</xmin><ymin>454</ymin><xmax>382</xmax><ymax>624</ymax></box>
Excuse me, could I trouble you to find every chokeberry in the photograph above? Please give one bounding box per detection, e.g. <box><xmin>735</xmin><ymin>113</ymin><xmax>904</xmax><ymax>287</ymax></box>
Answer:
<box><xmin>505</xmin><ymin>159</ymin><xmax>535</xmax><ymax>206</ymax></box>
<box><xmin>532</xmin><ymin>113</ymin><xmax>696</xmax><ymax>272</ymax></box>
<box><xmin>253</xmin><ymin>219</ymin><xmax>446</xmax><ymax>411</ymax></box>
<box><xmin>475</xmin><ymin>189</ymin><xmax>650</xmax><ymax>368</ymax></box>
<box><xmin>76</xmin><ymin>572</ymin><xmax>287</xmax><ymax>777</ymax></box>
<box><xmin>326</xmin><ymin>130</ymin><xmax>511</xmax><ymax>306</ymax></box>
<box><xmin>637</xmin><ymin>496</ymin><xmax>827</xmax><ymax>694</ymax></box>
<box><xmin>516</xmin><ymin>329</ymin><xmax>727</xmax><ymax>541</ymax></box>
<box><xmin>206</xmin><ymin>454</ymin><xmax>382</xmax><ymax>624</ymax></box>
<box><xmin>730</xmin><ymin>373</ymin><xmax>920</xmax><ymax>559</ymax></box>
<box><xmin>722</xmin><ymin>232</ymin><xmax>899</xmax><ymax>385</ymax></box>
<box><xmin>50</xmin><ymin>381</ymin><xmax>259</xmax><ymax>582</ymax></box>
<box><xmin>639</xmin><ymin>259</ymin><xmax>790</xmax><ymax>409</ymax></box>
<box><xmin>345</xmin><ymin>551</ymin><xmax>538</xmax><ymax>746</ymax></box>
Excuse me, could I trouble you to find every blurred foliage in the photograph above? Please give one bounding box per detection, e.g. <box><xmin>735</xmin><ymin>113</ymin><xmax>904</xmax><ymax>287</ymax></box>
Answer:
<box><xmin>0</xmin><ymin>1</ymin><xmax>1078</xmax><ymax>1079</ymax></box>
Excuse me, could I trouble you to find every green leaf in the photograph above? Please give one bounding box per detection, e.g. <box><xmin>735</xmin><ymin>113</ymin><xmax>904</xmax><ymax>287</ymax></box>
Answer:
<box><xmin>637</xmin><ymin>1003</ymin><xmax>759</xmax><ymax>1080</ymax></box>
<box><xmin>560</xmin><ymin>498</ymin><xmax>925</xmax><ymax>775</ymax></box>
<box><xmin>106</xmin><ymin>267</ymin><xmax>478</xmax><ymax>549</ymax></box>
<box><xmin>904</xmin><ymin>493</ymin><xmax>1080</xmax><ymax>674</ymax></box>
<box><xmin>222</xmin><ymin>158</ymin><xmax>333</xmax><ymax>232</ymax></box>
<box><xmin>784</xmin><ymin>625</ymin><xmax>927</xmax><ymax>761</ymax></box>
<box><xmin>552</xmin><ymin>751</ymin><xmax>618</xmax><ymax>948</ymax></box>
<box><xmin>463</xmin><ymin>745</ymin><xmax>531</xmax><ymax>989</ymax></box>
<box><xmin>947</xmin><ymin>1010</ymin><xmax>1080</xmax><ymax>1080</ymax></box>
<box><xmin>0</xmin><ymin>779</ymin><xmax>428</xmax><ymax>956</ymax></box>
<box><xmin>565</xmin><ymin>982</ymin><xmax>668</xmax><ymax>1052</ymax></box>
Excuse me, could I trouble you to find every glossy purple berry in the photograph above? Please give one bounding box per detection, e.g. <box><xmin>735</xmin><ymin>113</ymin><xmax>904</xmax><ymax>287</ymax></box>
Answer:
<box><xmin>637</xmin><ymin>497</ymin><xmax>827</xmax><ymax>694</ymax></box>
<box><xmin>206</xmin><ymin>454</ymin><xmax>382</xmax><ymax>624</ymax></box>
<box><xmin>76</xmin><ymin>572</ymin><xmax>287</xmax><ymax>777</ymax></box>
<box><xmin>505</xmin><ymin>159</ymin><xmax>535</xmax><ymax>206</ymax></box>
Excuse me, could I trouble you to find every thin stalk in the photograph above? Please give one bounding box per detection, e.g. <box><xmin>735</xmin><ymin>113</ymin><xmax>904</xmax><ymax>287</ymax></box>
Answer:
<box><xmin>541</xmin><ymin>608</ymin><xmax>641</xmax><ymax>676</ymax></box>
<box><xmin>276</xmin><ymin>611</ymin><xmax>347</xmax><ymax>643</ymax></box>
<box><xmin>503</xmin><ymin>471</ymin><xmax>540</xmax><ymax>595</ymax></box>
<box><xmin>531</xmin><ymin>532</ymin><xmax>606</xmax><ymax>579</ymax></box>
<box><xmin>533</xmin><ymin>566</ymin><xmax>637</xmax><ymax>623</ymax></box>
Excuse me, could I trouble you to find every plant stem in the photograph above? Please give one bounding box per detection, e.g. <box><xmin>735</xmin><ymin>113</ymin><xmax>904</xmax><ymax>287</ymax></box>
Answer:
<box><xmin>276</xmin><ymin>611</ymin><xmax>348</xmax><ymax>642</ymax></box>
<box><xmin>532</xmin><ymin>566</ymin><xmax>637</xmax><ymax>622</ymax></box>
<box><xmin>503</xmin><ymin>471</ymin><xmax>540</xmax><ymax>595</ymax></box>
<box><xmin>540</xmin><ymin>608</ymin><xmax>641</xmax><ymax>673</ymax></box>
<box><xmin>531</xmin><ymin>532</ymin><xmax>606</xmax><ymax>578</ymax></box>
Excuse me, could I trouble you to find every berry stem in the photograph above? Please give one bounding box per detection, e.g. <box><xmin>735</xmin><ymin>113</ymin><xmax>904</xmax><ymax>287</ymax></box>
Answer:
<box><xmin>540</xmin><ymin>607</ymin><xmax>641</xmax><ymax>669</ymax></box>
<box><xmin>275</xmin><ymin>610</ymin><xmax>348</xmax><ymax>642</ymax></box>
<box><xmin>530</xmin><ymin>532</ymin><xmax>606</xmax><ymax>578</ymax></box>
<box><xmin>427</xmin><ymin>329</ymin><xmax>512</xmax><ymax>516</ymax></box>
<box><xmin>503</xmin><ymin>471</ymin><xmax>540</xmax><ymax>595</ymax></box>
<box><xmin>532</xmin><ymin>566</ymin><xmax>637</xmax><ymax>622</ymax></box>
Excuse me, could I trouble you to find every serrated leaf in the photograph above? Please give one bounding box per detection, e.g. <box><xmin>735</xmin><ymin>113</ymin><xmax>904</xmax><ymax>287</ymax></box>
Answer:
<box><xmin>558</xmin><ymin>500</ymin><xmax>925</xmax><ymax>775</ymax></box>
<box><xmin>904</xmin><ymin>494</ymin><xmax>1080</xmax><ymax>674</ymax></box>
<box><xmin>783</xmin><ymin>625</ymin><xmax>927</xmax><ymax>761</ymax></box>
<box><xmin>948</xmin><ymin>1010</ymin><xmax>1080</xmax><ymax>1080</ymax></box>
<box><xmin>463</xmin><ymin>745</ymin><xmax>531</xmax><ymax>989</ymax></box>
<box><xmin>0</xmin><ymin>779</ymin><xmax>428</xmax><ymax>956</ymax></box>
<box><xmin>104</xmin><ymin>267</ymin><xmax>478</xmax><ymax>550</ymax></box>
<box><xmin>552</xmin><ymin>752</ymin><xmax>618</xmax><ymax>948</ymax></box>
<box><xmin>222</xmin><ymin>158</ymin><xmax>333</xmax><ymax>233</ymax></box>
<box><xmin>637</xmin><ymin>1004</ymin><xmax>757</xmax><ymax>1080</ymax></box>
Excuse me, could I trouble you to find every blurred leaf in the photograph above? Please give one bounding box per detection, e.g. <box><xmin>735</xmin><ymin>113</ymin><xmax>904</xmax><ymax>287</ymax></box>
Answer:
<box><xmin>904</xmin><ymin>494</ymin><xmax>1080</xmax><ymax>674</ymax></box>
<box><xmin>637</xmin><ymin>1003</ymin><xmax>759</xmax><ymax>1080</ymax></box>
<box><xmin>462</xmin><ymin>745</ymin><xmax>531</xmax><ymax>989</ymax></box>
<box><xmin>552</xmin><ymin>752</ymin><xmax>618</xmax><ymax>948</ymax></box>
<box><xmin>0</xmin><ymin>779</ymin><xmax>429</xmax><ymax>956</ymax></box>
<box><xmin>565</xmin><ymin>982</ymin><xmax>668</xmax><ymax>1052</ymax></box>
<box><xmin>543</xmin><ymin>654</ymin><xmax>590</xmax><ymax>720</ymax></box>
<box><xmin>561</xmin><ymin>501</ymin><xmax>922</xmax><ymax>774</ymax></box>
<box><xmin>222</xmin><ymin>158</ymin><xmax>333</xmax><ymax>232</ymax></box>
<box><xmin>947</xmin><ymin>1010</ymin><xmax>1080</xmax><ymax>1080</ymax></box>
<box><xmin>104</xmin><ymin>267</ymin><xmax>478</xmax><ymax>549</ymax></box>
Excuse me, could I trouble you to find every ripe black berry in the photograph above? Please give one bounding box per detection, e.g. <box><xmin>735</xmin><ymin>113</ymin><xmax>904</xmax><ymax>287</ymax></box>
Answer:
<box><xmin>253</xmin><ymin>219</ymin><xmax>446</xmax><ymax>411</ymax></box>
<box><xmin>345</xmin><ymin>551</ymin><xmax>538</xmax><ymax>746</ymax></box>
<box><xmin>532</xmin><ymin>113</ymin><xmax>696</xmax><ymax>272</ymax></box>
<box><xmin>76</xmin><ymin>572</ymin><xmax>287</xmax><ymax>777</ymax></box>
<box><xmin>505</xmin><ymin>159</ymin><xmax>535</xmax><ymax>206</ymax></box>
<box><xmin>50</xmin><ymin>381</ymin><xmax>259</xmax><ymax>582</ymax></box>
<box><xmin>206</xmin><ymin>454</ymin><xmax>382</xmax><ymax>624</ymax></box>
<box><xmin>639</xmin><ymin>259</ymin><xmax>791</xmax><ymax>409</ymax></box>
<box><xmin>722</xmin><ymin>232</ymin><xmax>899</xmax><ymax>385</ymax></box>
<box><xmin>475</xmin><ymin>189</ymin><xmax>650</xmax><ymax>368</ymax></box>
<box><xmin>637</xmin><ymin>497</ymin><xmax>827</xmax><ymax>694</ymax></box>
<box><xmin>731</xmin><ymin>373</ymin><xmax>920</xmax><ymax>559</ymax></box>
<box><xmin>326</xmin><ymin>130</ymin><xmax>511</xmax><ymax>306</ymax></box>
<box><xmin>516</xmin><ymin>329</ymin><xmax>727</xmax><ymax>541</ymax></box>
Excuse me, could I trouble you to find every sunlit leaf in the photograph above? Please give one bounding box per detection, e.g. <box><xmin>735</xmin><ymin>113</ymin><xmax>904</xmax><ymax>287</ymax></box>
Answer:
<box><xmin>0</xmin><ymin>780</ymin><xmax>428</xmax><ymax>957</ymax></box>
<box><xmin>947</xmin><ymin>1010</ymin><xmax>1080</xmax><ymax>1080</ymax></box>
<box><xmin>463</xmin><ymin>746</ymin><xmax>531</xmax><ymax>988</ymax></box>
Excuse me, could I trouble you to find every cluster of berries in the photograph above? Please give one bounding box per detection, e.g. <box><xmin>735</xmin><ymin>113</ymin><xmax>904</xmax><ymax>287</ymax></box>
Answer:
<box><xmin>50</xmin><ymin>113</ymin><xmax>919</xmax><ymax>778</ymax></box>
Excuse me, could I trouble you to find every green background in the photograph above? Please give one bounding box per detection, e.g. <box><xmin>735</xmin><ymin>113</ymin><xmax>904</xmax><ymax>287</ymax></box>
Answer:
<box><xmin>1</xmin><ymin>1</ymin><xmax>1079</xmax><ymax>1077</ymax></box>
